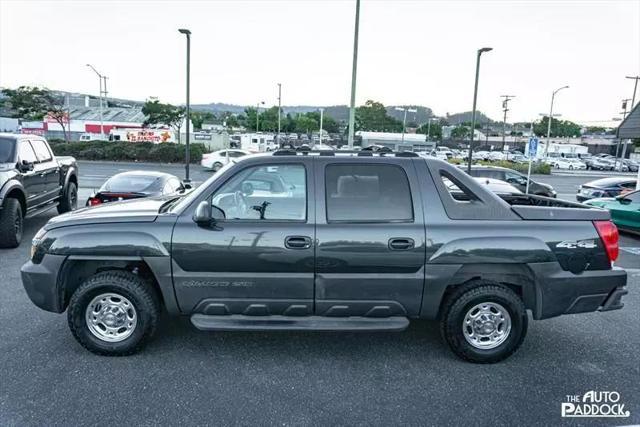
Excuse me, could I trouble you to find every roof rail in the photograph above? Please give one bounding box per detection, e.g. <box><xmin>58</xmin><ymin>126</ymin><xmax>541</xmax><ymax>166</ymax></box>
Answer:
<box><xmin>271</xmin><ymin>149</ymin><xmax>421</xmax><ymax>158</ymax></box>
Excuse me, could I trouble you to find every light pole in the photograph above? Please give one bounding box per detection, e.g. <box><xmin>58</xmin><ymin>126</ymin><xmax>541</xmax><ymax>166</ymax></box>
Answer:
<box><xmin>347</xmin><ymin>0</ymin><xmax>360</xmax><ymax>148</ymax></box>
<box><xmin>277</xmin><ymin>83</ymin><xmax>282</xmax><ymax>145</ymax></box>
<box><xmin>86</xmin><ymin>64</ymin><xmax>106</xmax><ymax>139</ymax></box>
<box><xmin>256</xmin><ymin>101</ymin><xmax>265</xmax><ymax>132</ymax></box>
<box><xmin>500</xmin><ymin>95</ymin><xmax>515</xmax><ymax>151</ymax></box>
<box><xmin>426</xmin><ymin>117</ymin><xmax>438</xmax><ymax>140</ymax></box>
<box><xmin>542</xmin><ymin>85</ymin><xmax>569</xmax><ymax>158</ymax></box>
<box><xmin>466</xmin><ymin>47</ymin><xmax>493</xmax><ymax>174</ymax></box>
<box><xmin>318</xmin><ymin>108</ymin><xmax>324</xmax><ymax>147</ymax></box>
<box><xmin>178</xmin><ymin>28</ymin><xmax>191</xmax><ymax>183</ymax></box>
<box><xmin>395</xmin><ymin>107</ymin><xmax>417</xmax><ymax>144</ymax></box>
<box><xmin>626</xmin><ymin>75</ymin><xmax>640</xmax><ymax>109</ymax></box>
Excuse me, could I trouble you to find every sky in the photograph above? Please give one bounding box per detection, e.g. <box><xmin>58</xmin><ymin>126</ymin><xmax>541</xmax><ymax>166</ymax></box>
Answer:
<box><xmin>1</xmin><ymin>0</ymin><xmax>639</xmax><ymax>126</ymax></box>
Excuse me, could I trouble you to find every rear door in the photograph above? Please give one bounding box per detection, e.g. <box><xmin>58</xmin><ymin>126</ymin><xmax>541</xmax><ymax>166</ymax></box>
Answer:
<box><xmin>314</xmin><ymin>157</ymin><xmax>426</xmax><ymax>317</ymax></box>
<box><xmin>29</xmin><ymin>139</ymin><xmax>61</xmax><ymax>202</ymax></box>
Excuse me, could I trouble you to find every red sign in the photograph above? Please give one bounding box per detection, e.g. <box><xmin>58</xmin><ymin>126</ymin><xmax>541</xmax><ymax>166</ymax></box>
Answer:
<box><xmin>21</xmin><ymin>128</ymin><xmax>45</xmax><ymax>136</ymax></box>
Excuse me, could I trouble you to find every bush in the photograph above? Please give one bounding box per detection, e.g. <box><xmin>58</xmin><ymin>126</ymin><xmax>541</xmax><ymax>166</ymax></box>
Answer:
<box><xmin>49</xmin><ymin>141</ymin><xmax>207</xmax><ymax>164</ymax></box>
<box><xmin>477</xmin><ymin>160</ymin><xmax>551</xmax><ymax>174</ymax></box>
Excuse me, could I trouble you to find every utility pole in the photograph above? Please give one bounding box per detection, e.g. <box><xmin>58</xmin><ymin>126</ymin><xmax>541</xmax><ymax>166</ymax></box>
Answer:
<box><xmin>614</xmin><ymin>99</ymin><xmax>631</xmax><ymax>170</ymax></box>
<box><xmin>395</xmin><ymin>107</ymin><xmax>417</xmax><ymax>144</ymax></box>
<box><xmin>256</xmin><ymin>101</ymin><xmax>264</xmax><ymax>132</ymax></box>
<box><xmin>319</xmin><ymin>108</ymin><xmax>324</xmax><ymax>147</ymax></box>
<box><xmin>626</xmin><ymin>75</ymin><xmax>640</xmax><ymax>109</ymax></box>
<box><xmin>178</xmin><ymin>28</ymin><xmax>191</xmax><ymax>183</ymax></box>
<box><xmin>277</xmin><ymin>83</ymin><xmax>282</xmax><ymax>146</ymax></box>
<box><xmin>86</xmin><ymin>64</ymin><xmax>105</xmax><ymax>139</ymax></box>
<box><xmin>347</xmin><ymin>0</ymin><xmax>360</xmax><ymax>148</ymax></box>
<box><xmin>500</xmin><ymin>95</ymin><xmax>515</xmax><ymax>151</ymax></box>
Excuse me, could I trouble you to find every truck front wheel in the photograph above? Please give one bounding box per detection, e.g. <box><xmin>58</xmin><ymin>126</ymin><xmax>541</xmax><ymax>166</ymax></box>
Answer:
<box><xmin>57</xmin><ymin>181</ymin><xmax>77</xmax><ymax>214</ymax></box>
<box><xmin>440</xmin><ymin>284</ymin><xmax>527</xmax><ymax>363</ymax></box>
<box><xmin>0</xmin><ymin>198</ymin><xmax>23</xmax><ymax>248</ymax></box>
<box><xmin>67</xmin><ymin>271</ymin><xmax>161</xmax><ymax>356</ymax></box>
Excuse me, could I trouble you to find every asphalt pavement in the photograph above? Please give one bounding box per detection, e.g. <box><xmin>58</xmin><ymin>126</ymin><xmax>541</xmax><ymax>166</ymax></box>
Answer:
<box><xmin>0</xmin><ymin>160</ymin><xmax>638</xmax><ymax>426</ymax></box>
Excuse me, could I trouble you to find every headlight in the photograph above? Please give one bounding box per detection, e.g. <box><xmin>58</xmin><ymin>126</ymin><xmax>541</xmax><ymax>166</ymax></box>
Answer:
<box><xmin>30</xmin><ymin>227</ymin><xmax>48</xmax><ymax>261</ymax></box>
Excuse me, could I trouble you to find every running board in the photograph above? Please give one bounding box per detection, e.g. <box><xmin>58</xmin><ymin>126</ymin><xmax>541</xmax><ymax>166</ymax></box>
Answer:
<box><xmin>190</xmin><ymin>314</ymin><xmax>410</xmax><ymax>332</ymax></box>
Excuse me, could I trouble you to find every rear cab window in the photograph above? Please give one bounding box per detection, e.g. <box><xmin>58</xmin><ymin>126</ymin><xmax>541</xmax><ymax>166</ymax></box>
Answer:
<box><xmin>29</xmin><ymin>139</ymin><xmax>53</xmax><ymax>162</ymax></box>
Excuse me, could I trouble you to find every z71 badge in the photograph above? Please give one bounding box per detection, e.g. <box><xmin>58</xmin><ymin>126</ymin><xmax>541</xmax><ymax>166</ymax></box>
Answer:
<box><xmin>556</xmin><ymin>239</ymin><xmax>597</xmax><ymax>249</ymax></box>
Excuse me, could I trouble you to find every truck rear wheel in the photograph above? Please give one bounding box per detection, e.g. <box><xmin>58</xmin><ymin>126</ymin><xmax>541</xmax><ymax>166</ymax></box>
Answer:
<box><xmin>440</xmin><ymin>283</ymin><xmax>527</xmax><ymax>363</ymax></box>
<box><xmin>57</xmin><ymin>182</ymin><xmax>77</xmax><ymax>214</ymax></box>
<box><xmin>0</xmin><ymin>198</ymin><xmax>23</xmax><ymax>248</ymax></box>
<box><xmin>67</xmin><ymin>271</ymin><xmax>160</xmax><ymax>356</ymax></box>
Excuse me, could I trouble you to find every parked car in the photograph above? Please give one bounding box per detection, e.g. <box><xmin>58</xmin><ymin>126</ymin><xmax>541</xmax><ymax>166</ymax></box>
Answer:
<box><xmin>621</xmin><ymin>159</ymin><xmax>639</xmax><ymax>172</ymax></box>
<box><xmin>86</xmin><ymin>171</ymin><xmax>188</xmax><ymax>206</ymax></box>
<box><xmin>0</xmin><ymin>133</ymin><xmax>78</xmax><ymax>248</ymax></box>
<box><xmin>583</xmin><ymin>190</ymin><xmax>640</xmax><ymax>235</ymax></box>
<box><xmin>552</xmin><ymin>158</ymin><xmax>586</xmax><ymax>170</ymax></box>
<box><xmin>21</xmin><ymin>152</ymin><xmax>627</xmax><ymax>363</ymax></box>
<box><xmin>586</xmin><ymin>157</ymin><xmax>615</xmax><ymax>171</ymax></box>
<box><xmin>576</xmin><ymin>177</ymin><xmax>638</xmax><ymax>202</ymax></box>
<box><xmin>508</xmin><ymin>154</ymin><xmax>529</xmax><ymax>164</ymax></box>
<box><xmin>487</xmin><ymin>151</ymin><xmax>506</xmax><ymax>161</ymax></box>
<box><xmin>201</xmin><ymin>149</ymin><xmax>250</xmax><ymax>171</ymax></box>
<box><xmin>446</xmin><ymin>177</ymin><xmax>521</xmax><ymax>198</ymax></box>
<box><xmin>466</xmin><ymin>165</ymin><xmax>557</xmax><ymax>197</ymax></box>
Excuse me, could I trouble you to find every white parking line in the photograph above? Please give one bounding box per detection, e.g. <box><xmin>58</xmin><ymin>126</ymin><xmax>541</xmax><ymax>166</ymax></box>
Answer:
<box><xmin>620</xmin><ymin>247</ymin><xmax>640</xmax><ymax>256</ymax></box>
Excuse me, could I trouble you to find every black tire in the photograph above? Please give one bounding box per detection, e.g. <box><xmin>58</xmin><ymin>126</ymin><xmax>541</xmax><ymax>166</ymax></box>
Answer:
<box><xmin>0</xmin><ymin>198</ymin><xmax>23</xmax><ymax>248</ymax></box>
<box><xmin>440</xmin><ymin>283</ymin><xmax>527</xmax><ymax>363</ymax></box>
<box><xmin>67</xmin><ymin>270</ymin><xmax>161</xmax><ymax>356</ymax></box>
<box><xmin>212</xmin><ymin>162</ymin><xmax>223</xmax><ymax>172</ymax></box>
<box><xmin>57</xmin><ymin>181</ymin><xmax>78</xmax><ymax>214</ymax></box>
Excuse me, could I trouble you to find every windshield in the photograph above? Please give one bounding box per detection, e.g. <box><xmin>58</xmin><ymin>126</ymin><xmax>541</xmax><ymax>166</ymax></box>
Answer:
<box><xmin>0</xmin><ymin>137</ymin><xmax>16</xmax><ymax>163</ymax></box>
<box><xmin>100</xmin><ymin>174</ymin><xmax>160</xmax><ymax>193</ymax></box>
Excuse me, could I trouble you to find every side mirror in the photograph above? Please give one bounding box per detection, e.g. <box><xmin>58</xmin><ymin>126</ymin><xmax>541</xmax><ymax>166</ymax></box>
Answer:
<box><xmin>20</xmin><ymin>160</ymin><xmax>34</xmax><ymax>172</ymax></box>
<box><xmin>193</xmin><ymin>200</ymin><xmax>225</xmax><ymax>226</ymax></box>
<box><xmin>616</xmin><ymin>196</ymin><xmax>631</xmax><ymax>205</ymax></box>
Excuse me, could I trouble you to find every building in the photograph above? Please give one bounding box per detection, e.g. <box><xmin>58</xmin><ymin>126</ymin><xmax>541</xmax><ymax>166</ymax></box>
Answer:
<box><xmin>356</xmin><ymin>131</ymin><xmax>435</xmax><ymax>152</ymax></box>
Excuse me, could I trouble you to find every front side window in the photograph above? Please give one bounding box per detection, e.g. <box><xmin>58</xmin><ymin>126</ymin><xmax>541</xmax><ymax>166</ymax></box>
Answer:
<box><xmin>18</xmin><ymin>141</ymin><xmax>37</xmax><ymax>163</ymax></box>
<box><xmin>325</xmin><ymin>164</ymin><xmax>413</xmax><ymax>222</ymax></box>
<box><xmin>29</xmin><ymin>139</ymin><xmax>52</xmax><ymax>162</ymax></box>
<box><xmin>211</xmin><ymin>164</ymin><xmax>306</xmax><ymax>221</ymax></box>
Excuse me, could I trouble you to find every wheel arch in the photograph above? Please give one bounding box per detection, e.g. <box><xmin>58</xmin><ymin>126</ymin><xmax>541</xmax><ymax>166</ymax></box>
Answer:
<box><xmin>1</xmin><ymin>183</ymin><xmax>27</xmax><ymax>216</ymax></box>
<box><xmin>57</xmin><ymin>258</ymin><xmax>170</xmax><ymax>313</ymax></box>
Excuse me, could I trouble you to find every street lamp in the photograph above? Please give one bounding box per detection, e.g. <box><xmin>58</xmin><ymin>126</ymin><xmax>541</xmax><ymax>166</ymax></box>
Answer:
<box><xmin>426</xmin><ymin>117</ymin><xmax>438</xmax><ymax>140</ymax></box>
<box><xmin>347</xmin><ymin>0</ymin><xmax>360</xmax><ymax>148</ymax></box>
<box><xmin>277</xmin><ymin>83</ymin><xmax>282</xmax><ymax>145</ymax></box>
<box><xmin>318</xmin><ymin>108</ymin><xmax>325</xmax><ymax>147</ymax></box>
<box><xmin>86</xmin><ymin>64</ymin><xmax>106</xmax><ymax>139</ymax></box>
<box><xmin>542</xmin><ymin>85</ymin><xmax>569</xmax><ymax>158</ymax></box>
<box><xmin>178</xmin><ymin>28</ymin><xmax>191</xmax><ymax>183</ymax></box>
<box><xmin>256</xmin><ymin>101</ymin><xmax>265</xmax><ymax>132</ymax></box>
<box><xmin>395</xmin><ymin>106</ymin><xmax>417</xmax><ymax>144</ymax></box>
<box><xmin>466</xmin><ymin>47</ymin><xmax>493</xmax><ymax>173</ymax></box>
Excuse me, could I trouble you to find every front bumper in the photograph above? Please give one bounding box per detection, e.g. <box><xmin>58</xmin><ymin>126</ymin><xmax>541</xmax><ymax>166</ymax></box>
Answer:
<box><xmin>21</xmin><ymin>255</ymin><xmax>66</xmax><ymax>313</ymax></box>
<box><xmin>528</xmin><ymin>262</ymin><xmax>627</xmax><ymax>319</ymax></box>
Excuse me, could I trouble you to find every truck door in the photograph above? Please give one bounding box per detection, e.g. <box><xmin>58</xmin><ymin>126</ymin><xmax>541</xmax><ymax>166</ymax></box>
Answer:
<box><xmin>16</xmin><ymin>139</ymin><xmax>47</xmax><ymax>208</ymax></box>
<box><xmin>314</xmin><ymin>157</ymin><xmax>426</xmax><ymax>317</ymax></box>
<box><xmin>171</xmin><ymin>157</ymin><xmax>315</xmax><ymax>315</ymax></box>
<box><xmin>29</xmin><ymin>139</ymin><xmax>61</xmax><ymax>202</ymax></box>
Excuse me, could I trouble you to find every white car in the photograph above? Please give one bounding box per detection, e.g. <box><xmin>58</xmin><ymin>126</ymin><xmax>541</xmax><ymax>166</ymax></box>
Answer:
<box><xmin>445</xmin><ymin>177</ymin><xmax>521</xmax><ymax>199</ymax></box>
<box><xmin>487</xmin><ymin>151</ymin><xmax>506</xmax><ymax>161</ymax></box>
<box><xmin>552</xmin><ymin>158</ymin><xmax>586</xmax><ymax>170</ymax></box>
<box><xmin>201</xmin><ymin>149</ymin><xmax>251</xmax><ymax>171</ymax></box>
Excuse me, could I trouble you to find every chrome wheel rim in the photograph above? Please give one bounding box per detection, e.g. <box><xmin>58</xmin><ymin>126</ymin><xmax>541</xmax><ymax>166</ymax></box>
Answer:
<box><xmin>85</xmin><ymin>293</ymin><xmax>137</xmax><ymax>342</ymax></box>
<box><xmin>462</xmin><ymin>302</ymin><xmax>511</xmax><ymax>349</ymax></box>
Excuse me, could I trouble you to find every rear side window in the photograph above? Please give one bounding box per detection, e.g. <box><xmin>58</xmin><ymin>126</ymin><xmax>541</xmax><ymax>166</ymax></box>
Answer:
<box><xmin>325</xmin><ymin>164</ymin><xmax>413</xmax><ymax>222</ymax></box>
<box><xmin>30</xmin><ymin>139</ymin><xmax>52</xmax><ymax>162</ymax></box>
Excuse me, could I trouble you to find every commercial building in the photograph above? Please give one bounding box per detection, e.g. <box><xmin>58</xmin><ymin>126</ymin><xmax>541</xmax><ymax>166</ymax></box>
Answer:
<box><xmin>356</xmin><ymin>131</ymin><xmax>435</xmax><ymax>152</ymax></box>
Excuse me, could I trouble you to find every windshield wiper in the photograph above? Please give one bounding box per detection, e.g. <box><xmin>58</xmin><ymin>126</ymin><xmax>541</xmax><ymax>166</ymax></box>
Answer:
<box><xmin>159</xmin><ymin>196</ymin><xmax>182</xmax><ymax>213</ymax></box>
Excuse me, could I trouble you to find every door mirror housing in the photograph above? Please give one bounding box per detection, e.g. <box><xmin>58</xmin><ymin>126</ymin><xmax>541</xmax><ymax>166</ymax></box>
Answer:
<box><xmin>616</xmin><ymin>195</ymin><xmax>632</xmax><ymax>205</ymax></box>
<box><xmin>19</xmin><ymin>160</ymin><xmax>34</xmax><ymax>172</ymax></box>
<box><xmin>193</xmin><ymin>200</ymin><xmax>225</xmax><ymax>225</ymax></box>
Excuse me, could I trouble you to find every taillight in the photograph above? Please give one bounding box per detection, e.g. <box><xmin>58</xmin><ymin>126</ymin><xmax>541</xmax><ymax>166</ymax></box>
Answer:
<box><xmin>88</xmin><ymin>197</ymin><xmax>102</xmax><ymax>206</ymax></box>
<box><xmin>594</xmin><ymin>220</ymin><xmax>619</xmax><ymax>263</ymax></box>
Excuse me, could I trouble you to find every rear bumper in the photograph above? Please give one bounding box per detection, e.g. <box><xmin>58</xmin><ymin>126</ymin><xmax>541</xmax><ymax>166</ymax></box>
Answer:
<box><xmin>528</xmin><ymin>263</ymin><xmax>627</xmax><ymax>319</ymax></box>
<box><xmin>21</xmin><ymin>255</ymin><xmax>66</xmax><ymax>313</ymax></box>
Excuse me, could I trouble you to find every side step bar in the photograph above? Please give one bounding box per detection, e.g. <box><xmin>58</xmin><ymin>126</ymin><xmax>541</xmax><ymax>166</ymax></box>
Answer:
<box><xmin>191</xmin><ymin>314</ymin><xmax>410</xmax><ymax>332</ymax></box>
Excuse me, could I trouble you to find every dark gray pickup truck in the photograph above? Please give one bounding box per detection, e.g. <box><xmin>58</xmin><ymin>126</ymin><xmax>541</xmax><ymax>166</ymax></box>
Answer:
<box><xmin>0</xmin><ymin>134</ymin><xmax>78</xmax><ymax>248</ymax></box>
<box><xmin>21</xmin><ymin>150</ymin><xmax>627</xmax><ymax>363</ymax></box>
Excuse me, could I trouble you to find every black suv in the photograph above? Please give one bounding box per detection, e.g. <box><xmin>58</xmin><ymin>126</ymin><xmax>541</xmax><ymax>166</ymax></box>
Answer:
<box><xmin>0</xmin><ymin>134</ymin><xmax>78</xmax><ymax>247</ymax></box>
<box><xmin>467</xmin><ymin>165</ymin><xmax>556</xmax><ymax>197</ymax></box>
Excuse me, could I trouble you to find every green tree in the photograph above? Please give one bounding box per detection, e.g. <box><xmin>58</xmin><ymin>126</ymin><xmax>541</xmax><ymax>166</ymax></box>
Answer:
<box><xmin>533</xmin><ymin>116</ymin><xmax>581</xmax><ymax>138</ymax></box>
<box><xmin>294</xmin><ymin>115</ymin><xmax>317</xmax><ymax>134</ymax></box>
<box><xmin>1</xmin><ymin>86</ymin><xmax>71</xmax><ymax>141</ymax></box>
<box><xmin>142</xmin><ymin>100</ymin><xmax>186</xmax><ymax>141</ymax></box>
<box><xmin>190</xmin><ymin>111</ymin><xmax>216</xmax><ymax>130</ymax></box>
<box><xmin>416</xmin><ymin>121</ymin><xmax>443</xmax><ymax>140</ymax></box>
<box><xmin>355</xmin><ymin>100</ymin><xmax>403</xmax><ymax>132</ymax></box>
<box><xmin>451</xmin><ymin>126</ymin><xmax>470</xmax><ymax>139</ymax></box>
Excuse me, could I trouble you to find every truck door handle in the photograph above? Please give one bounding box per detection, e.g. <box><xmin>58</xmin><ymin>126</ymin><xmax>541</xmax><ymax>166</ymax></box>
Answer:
<box><xmin>389</xmin><ymin>238</ymin><xmax>414</xmax><ymax>250</ymax></box>
<box><xmin>285</xmin><ymin>236</ymin><xmax>312</xmax><ymax>249</ymax></box>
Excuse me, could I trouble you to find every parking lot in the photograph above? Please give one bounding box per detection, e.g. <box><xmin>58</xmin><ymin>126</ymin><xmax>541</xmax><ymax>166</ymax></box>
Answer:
<box><xmin>1</xmin><ymin>161</ymin><xmax>639</xmax><ymax>426</ymax></box>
